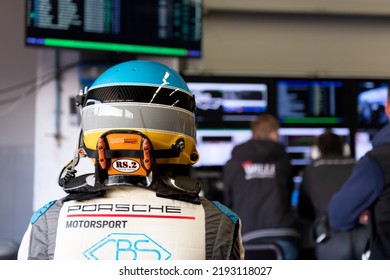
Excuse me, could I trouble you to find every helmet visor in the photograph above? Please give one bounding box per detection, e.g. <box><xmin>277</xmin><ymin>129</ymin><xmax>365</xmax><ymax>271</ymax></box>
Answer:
<box><xmin>82</xmin><ymin>102</ymin><xmax>196</xmax><ymax>140</ymax></box>
<box><xmin>83</xmin><ymin>85</ymin><xmax>195</xmax><ymax>113</ymax></box>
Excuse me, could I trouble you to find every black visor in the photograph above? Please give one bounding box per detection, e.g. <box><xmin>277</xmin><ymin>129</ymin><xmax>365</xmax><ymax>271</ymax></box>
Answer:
<box><xmin>84</xmin><ymin>85</ymin><xmax>196</xmax><ymax>113</ymax></box>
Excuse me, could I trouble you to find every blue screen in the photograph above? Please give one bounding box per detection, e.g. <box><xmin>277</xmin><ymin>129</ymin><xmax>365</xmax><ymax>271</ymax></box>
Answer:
<box><xmin>357</xmin><ymin>80</ymin><xmax>388</xmax><ymax>126</ymax></box>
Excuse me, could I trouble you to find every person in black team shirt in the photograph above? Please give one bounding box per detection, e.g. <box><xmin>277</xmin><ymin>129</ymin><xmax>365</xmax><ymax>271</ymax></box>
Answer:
<box><xmin>223</xmin><ymin>113</ymin><xmax>299</xmax><ymax>259</ymax></box>
<box><xmin>298</xmin><ymin>130</ymin><xmax>369</xmax><ymax>259</ymax></box>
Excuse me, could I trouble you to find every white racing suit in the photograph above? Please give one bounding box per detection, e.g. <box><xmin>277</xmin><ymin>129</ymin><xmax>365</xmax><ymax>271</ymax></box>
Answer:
<box><xmin>18</xmin><ymin>187</ymin><xmax>244</xmax><ymax>260</ymax></box>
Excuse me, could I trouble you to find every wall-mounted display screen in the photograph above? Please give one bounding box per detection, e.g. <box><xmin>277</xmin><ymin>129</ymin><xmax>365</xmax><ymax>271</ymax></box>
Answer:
<box><xmin>278</xmin><ymin>127</ymin><xmax>351</xmax><ymax>166</ymax></box>
<box><xmin>357</xmin><ymin>80</ymin><xmax>388</xmax><ymax>127</ymax></box>
<box><xmin>276</xmin><ymin>79</ymin><xmax>349</xmax><ymax>125</ymax></box>
<box><xmin>193</xmin><ymin>127</ymin><xmax>351</xmax><ymax>169</ymax></box>
<box><xmin>186</xmin><ymin>78</ymin><xmax>268</xmax><ymax>127</ymax></box>
<box><xmin>354</xmin><ymin>128</ymin><xmax>378</xmax><ymax>160</ymax></box>
<box><xmin>25</xmin><ymin>0</ymin><xmax>202</xmax><ymax>57</ymax></box>
<box><xmin>193</xmin><ymin>128</ymin><xmax>252</xmax><ymax>168</ymax></box>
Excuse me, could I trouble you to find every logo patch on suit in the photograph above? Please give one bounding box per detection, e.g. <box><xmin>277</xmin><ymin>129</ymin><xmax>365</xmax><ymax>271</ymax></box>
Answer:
<box><xmin>83</xmin><ymin>233</ymin><xmax>171</xmax><ymax>260</ymax></box>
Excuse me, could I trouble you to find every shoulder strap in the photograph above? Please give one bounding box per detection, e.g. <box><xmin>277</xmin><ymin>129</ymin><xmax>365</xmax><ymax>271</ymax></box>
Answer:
<box><xmin>27</xmin><ymin>199</ymin><xmax>64</xmax><ymax>260</ymax></box>
<box><xmin>200</xmin><ymin>198</ymin><xmax>242</xmax><ymax>260</ymax></box>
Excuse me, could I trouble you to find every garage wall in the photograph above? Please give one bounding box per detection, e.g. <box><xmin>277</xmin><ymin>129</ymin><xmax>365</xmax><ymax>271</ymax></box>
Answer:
<box><xmin>184</xmin><ymin>0</ymin><xmax>390</xmax><ymax>78</ymax></box>
<box><xmin>0</xmin><ymin>0</ymin><xmax>37</xmax><ymax>243</ymax></box>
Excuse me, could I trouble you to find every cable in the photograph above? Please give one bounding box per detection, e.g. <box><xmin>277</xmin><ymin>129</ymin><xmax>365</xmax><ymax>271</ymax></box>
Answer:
<box><xmin>0</xmin><ymin>62</ymin><xmax>78</xmax><ymax>96</ymax></box>
<box><xmin>0</xmin><ymin>71</ymin><xmax>54</xmax><ymax>96</ymax></box>
<box><xmin>0</xmin><ymin>62</ymin><xmax>79</xmax><ymax>116</ymax></box>
<box><xmin>0</xmin><ymin>74</ymin><xmax>54</xmax><ymax>117</ymax></box>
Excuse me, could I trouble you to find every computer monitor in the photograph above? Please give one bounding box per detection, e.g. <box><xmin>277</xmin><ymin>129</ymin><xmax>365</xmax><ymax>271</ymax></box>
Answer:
<box><xmin>278</xmin><ymin>127</ymin><xmax>351</xmax><ymax>166</ymax></box>
<box><xmin>185</xmin><ymin>77</ymin><xmax>269</xmax><ymax>128</ymax></box>
<box><xmin>193</xmin><ymin>128</ymin><xmax>252</xmax><ymax>168</ymax></box>
<box><xmin>356</xmin><ymin>80</ymin><xmax>388</xmax><ymax>127</ymax></box>
<box><xmin>276</xmin><ymin>79</ymin><xmax>349</xmax><ymax>126</ymax></box>
<box><xmin>194</xmin><ymin>127</ymin><xmax>351</xmax><ymax>169</ymax></box>
<box><xmin>354</xmin><ymin>128</ymin><xmax>377</xmax><ymax>160</ymax></box>
<box><xmin>25</xmin><ymin>0</ymin><xmax>202</xmax><ymax>57</ymax></box>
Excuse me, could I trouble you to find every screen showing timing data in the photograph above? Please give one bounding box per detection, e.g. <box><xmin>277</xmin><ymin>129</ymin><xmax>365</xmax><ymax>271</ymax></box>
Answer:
<box><xmin>276</xmin><ymin>79</ymin><xmax>348</xmax><ymax>125</ymax></box>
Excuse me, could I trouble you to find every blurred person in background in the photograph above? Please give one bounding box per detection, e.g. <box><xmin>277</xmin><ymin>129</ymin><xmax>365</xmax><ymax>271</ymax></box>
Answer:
<box><xmin>298</xmin><ymin>130</ymin><xmax>368</xmax><ymax>259</ymax></box>
<box><xmin>223</xmin><ymin>113</ymin><xmax>299</xmax><ymax>259</ymax></box>
<box><xmin>329</xmin><ymin>84</ymin><xmax>390</xmax><ymax>260</ymax></box>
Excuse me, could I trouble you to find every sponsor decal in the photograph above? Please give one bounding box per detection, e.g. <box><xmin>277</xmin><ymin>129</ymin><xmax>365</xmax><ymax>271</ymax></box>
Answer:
<box><xmin>65</xmin><ymin>203</ymin><xmax>196</xmax><ymax>220</ymax></box>
<box><xmin>65</xmin><ymin>220</ymin><xmax>128</xmax><ymax>229</ymax></box>
<box><xmin>67</xmin><ymin>203</ymin><xmax>182</xmax><ymax>214</ymax></box>
<box><xmin>242</xmin><ymin>160</ymin><xmax>276</xmax><ymax>180</ymax></box>
<box><xmin>83</xmin><ymin>233</ymin><xmax>171</xmax><ymax>260</ymax></box>
<box><xmin>112</xmin><ymin>159</ymin><xmax>140</xmax><ymax>173</ymax></box>
<box><xmin>124</xmin><ymin>138</ymin><xmax>138</xmax><ymax>144</ymax></box>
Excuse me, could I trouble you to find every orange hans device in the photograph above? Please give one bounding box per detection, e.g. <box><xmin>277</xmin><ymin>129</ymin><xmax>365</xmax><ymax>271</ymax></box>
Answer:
<box><xmin>98</xmin><ymin>133</ymin><xmax>153</xmax><ymax>177</ymax></box>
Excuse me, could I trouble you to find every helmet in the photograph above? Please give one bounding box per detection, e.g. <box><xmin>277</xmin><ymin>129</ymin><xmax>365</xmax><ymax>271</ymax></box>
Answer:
<box><xmin>78</xmin><ymin>60</ymin><xmax>199</xmax><ymax>181</ymax></box>
<box><xmin>58</xmin><ymin>60</ymin><xmax>202</xmax><ymax>202</ymax></box>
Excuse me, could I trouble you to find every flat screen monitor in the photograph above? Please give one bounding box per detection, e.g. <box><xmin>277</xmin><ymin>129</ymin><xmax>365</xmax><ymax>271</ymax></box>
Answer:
<box><xmin>354</xmin><ymin>128</ymin><xmax>377</xmax><ymax>160</ymax></box>
<box><xmin>186</xmin><ymin>77</ymin><xmax>269</xmax><ymax>127</ymax></box>
<box><xmin>356</xmin><ymin>80</ymin><xmax>388</xmax><ymax>127</ymax></box>
<box><xmin>276</xmin><ymin>79</ymin><xmax>349</xmax><ymax>125</ymax></box>
<box><xmin>278</xmin><ymin>127</ymin><xmax>351</xmax><ymax>166</ymax></box>
<box><xmin>193</xmin><ymin>128</ymin><xmax>252</xmax><ymax>168</ymax></box>
<box><xmin>25</xmin><ymin>0</ymin><xmax>202</xmax><ymax>57</ymax></box>
<box><xmin>193</xmin><ymin>127</ymin><xmax>351</xmax><ymax>168</ymax></box>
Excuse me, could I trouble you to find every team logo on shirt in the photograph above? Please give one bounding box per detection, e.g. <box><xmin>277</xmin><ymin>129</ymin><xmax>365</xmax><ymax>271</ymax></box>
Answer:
<box><xmin>242</xmin><ymin>161</ymin><xmax>276</xmax><ymax>180</ymax></box>
<box><xmin>83</xmin><ymin>233</ymin><xmax>171</xmax><ymax>260</ymax></box>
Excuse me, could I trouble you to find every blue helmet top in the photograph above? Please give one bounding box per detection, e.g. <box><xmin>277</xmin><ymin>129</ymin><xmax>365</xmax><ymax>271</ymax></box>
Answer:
<box><xmin>80</xmin><ymin>59</ymin><xmax>199</xmax><ymax>169</ymax></box>
<box><xmin>89</xmin><ymin>60</ymin><xmax>192</xmax><ymax>95</ymax></box>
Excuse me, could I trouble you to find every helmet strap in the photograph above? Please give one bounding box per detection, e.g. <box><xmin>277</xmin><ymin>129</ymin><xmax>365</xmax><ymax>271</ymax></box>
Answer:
<box><xmin>60</xmin><ymin>129</ymin><xmax>201</xmax><ymax>204</ymax></box>
<box><xmin>58</xmin><ymin>126</ymin><xmax>85</xmax><ymax>188</ymax></box>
